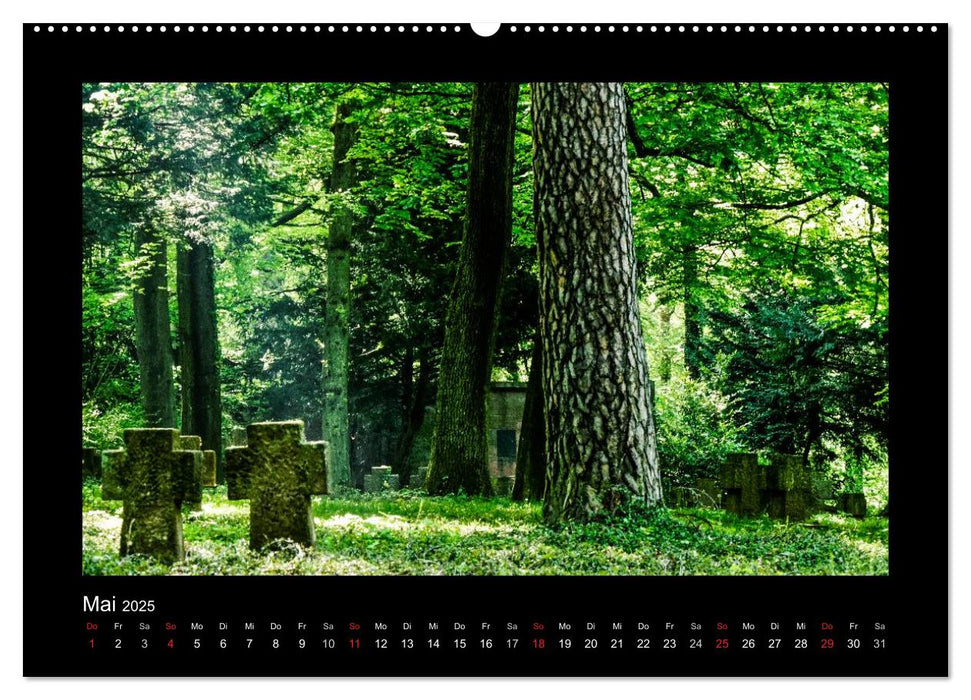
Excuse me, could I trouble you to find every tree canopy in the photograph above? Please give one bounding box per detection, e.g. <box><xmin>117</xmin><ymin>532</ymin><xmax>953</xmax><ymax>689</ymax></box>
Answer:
<box><xmin>81</xmin><ymin>81</ymin><xmax>888</xmax><ymax>517</ymax></box>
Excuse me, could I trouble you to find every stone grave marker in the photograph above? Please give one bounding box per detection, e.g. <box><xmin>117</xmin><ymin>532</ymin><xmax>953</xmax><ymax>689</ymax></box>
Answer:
<box><xmin>494</xmin><ymin>475</ymin><xmax>514</xmax><ymax>497</ymax></box>
<box><xmin>720</xmin><ymin>453</ymin><xmax>765</xmax><ymax>516</ymax></box>
<box><xmin>231</xmin><ymin>426</ymin><xmax>248</xmax><ymax>446</ymax></box>
<box><xmin>409</xmin><ymin>466</ymin><xmax>428</xmax><ymax>489</ymax></box>
<box><xmin>717</xmin><ymin>453</ymin><xmax>814</xmax><ymax>521</ymax></box>
<box><xmin>839</xmin><ymin>493</ymin><xmax>867</xmax><ymax>519</ymax></box>
<box><xmin>364</xmin><ymin>465</ymin><xmax>400</xmax><ymax>493</ymax></box>
<box><xmin>100</xmin><ymin>428</ymin><xmax>202</xmax><ymax>562</ymax></box>
<box><xmin>811</xmin><ymin>473</ymin><xmax>836</xmax><ymax>508</ymax></box>
<box><xmin>82</xmin><ymin>447</ymin><xmax>102</xmax><ymax>479</ymax></box>
<box><xmin>178</xmin><ymin>435</ymin><xmax>218</xmax><ymax>510</ymax></box>
<box><xmin>225</xmin><ymin>421</ymin><xmax>328</xmax><ymax>549</ymax></box>
<box><xmin>765</xmin><ymin>453</ymin><xmax>811</xmax><ymax>521</ymax></box>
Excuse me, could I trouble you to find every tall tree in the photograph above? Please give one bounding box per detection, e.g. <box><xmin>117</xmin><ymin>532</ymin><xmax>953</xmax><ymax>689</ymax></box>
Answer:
<box><xmin>682</xmin><ymin>247</ymin><xmax>702</xmax><ymax>379</ymax></box>
<box><xmin>532</xmin><ymin>82</ymin><xmax>663</xmax><ymax>523</ymax></box>
<box><xmin>132</xmin><ymin>227</ymin><xmax>175</xmax><ymax>428</ymax></box>
<box><xmin>391</xmin><ymin>345</ymin><xmax>433</xmax><ymax>481</ymax></box>
<box><xmin>323</xmin><ymin>100</ymin><xmax>360</xmax><ymax>490</ymax></box>
<box><xmin>426</xmin><ymin>82</ymin><xmax>519</xmax><ymax>496</ymax></box>
<box><xmin>177</xmin><ymin>236</ymin><xmax>223</xmax><ymax>478</ymax></box>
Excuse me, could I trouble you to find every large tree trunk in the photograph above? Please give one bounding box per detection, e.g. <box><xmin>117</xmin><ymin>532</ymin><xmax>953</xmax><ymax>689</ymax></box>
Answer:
<box><xmin>132</xmin><ymin>227</ymin><xmax>175</xmax><ymax>428</ymax></box>
<box><xmin>512</xmin><ymin>332</ymin><xmax>546</xmax><ymax>501</ymax></box>
<box><xmin>323</xmin><ymin>100</ymin><xmax>359</xmax><ymax>491</ymax></box>
<box><xmin>426</xmin><ymin>83</ymin><xmax>519</xmax><ymax>496</ymax></box>
<box><xmin>532</xmin><ymin>82</ymin><xmax>663</xmax><ymax>523</ymax></box>
<box><xmin>177</xmin><ymin>238</ymin><xmax>224</xmax><ymax>480</ymax></box>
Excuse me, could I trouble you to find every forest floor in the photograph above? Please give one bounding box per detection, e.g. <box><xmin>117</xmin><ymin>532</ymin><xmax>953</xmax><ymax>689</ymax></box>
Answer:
<box><xmin>82</xmin><ymin>480</ymin><xmax>889</xmax><ymax>576</ymax></box>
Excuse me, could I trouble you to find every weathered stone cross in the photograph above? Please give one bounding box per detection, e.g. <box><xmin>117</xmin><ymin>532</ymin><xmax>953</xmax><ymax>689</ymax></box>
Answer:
<box><xmin>225</xmin><ymin>421</ymin><xmax>328</xmax><ymax>549</ymax></box>
<box><xmin>719</xmin><ymin>452</ymin><xmax>811</xmax><ymax>521</ymax></box>
<box><xmin>101</xmin><ymin>428</ymin><xmax>203</xmax><ymax>562</ymax></box>
<box><xmin>765</xmin><ymin>453</ymin><xmax>810</xmax><ymax>521</ymax></box>
<box><xmin>177</xmin><ymin>435</ymin><xmax>217</xmax><ymax>510</ymax></box>
<box><xmin>720</xmin><ymin>452</ymin><xmax>765</xmax><ymax>516</ymax></box>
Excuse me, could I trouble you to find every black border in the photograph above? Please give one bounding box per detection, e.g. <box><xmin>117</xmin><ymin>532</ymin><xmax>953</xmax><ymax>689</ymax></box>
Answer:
<box><xmin>24</xmin><ymin>23</ymin><xmax>948</xmax><ymax>677</ymax></box>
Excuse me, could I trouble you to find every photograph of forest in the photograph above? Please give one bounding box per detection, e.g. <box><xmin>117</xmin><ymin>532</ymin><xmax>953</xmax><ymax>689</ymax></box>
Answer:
<box><xmin>81</xmin><ymin>82</ymin><xmax>889</xmax><ymax>576</ymax></box>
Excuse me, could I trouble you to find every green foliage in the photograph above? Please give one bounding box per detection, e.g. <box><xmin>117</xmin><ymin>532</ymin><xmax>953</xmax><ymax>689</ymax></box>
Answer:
<box><xmin>654</xmin><ymin>376</ymin><xmax>745</xmax><ymax>489</ymax></box>
<box><xmin>631</xmin><ymin>82</ymin><xmax>888</xmax><ymax>482</ymax></box>
<box><xmin>708</xmin><ymin>288</ymin><xmax>887</xmax><ymax>459</ymax></box>
<box><xmin>82</xmin><ymin>489</ymin><xmax>887</xmax><ymax>576</ymax></box>
<box><xmin>81</xmin><ymin>81</ymin><xmax>891</xmax><ymax>526</ymax></box>
<box><xmin>82</xmin><ymin>402</ymin><xmax>143</xmax><ymax>449</ymax></box>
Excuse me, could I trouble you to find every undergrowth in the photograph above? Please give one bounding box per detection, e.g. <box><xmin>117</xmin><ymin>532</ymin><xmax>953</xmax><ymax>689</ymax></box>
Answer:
<box><xmin>81</xmin><ymin>481</ymin><xmax>888</xmax><ymax>576</ymax></box>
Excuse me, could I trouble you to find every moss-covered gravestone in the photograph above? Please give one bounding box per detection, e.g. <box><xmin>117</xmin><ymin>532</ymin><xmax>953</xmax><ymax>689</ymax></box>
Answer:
<box><xmin>363</xmin><ymin>465</ymin><xmax>400</xmax><ymax>493</ymax></box>
<box><xmin>721</xmin><ymin>453</ymin><xmax>765</xmax><ymax>516</ymax></box>
<box><xmin>225</xmin><ymin>421</ymin><xmax>328</xmax><ymax>549</ymax></box>
<box><xmin>82</xmin><ymin>447</ymin><xmax>102</xmax><ymax>478</ymax></box>
<box><xmin>765</xmin><ymin>453</ymin><xmax>811</xmax><ymax>521</ymax></box>
<box><xmin>495</xmin><ymin>475</ymin><xmax>514</xmax><ymax>497</ymax></box>
<box><xmin>839</xmin><ymin>493</ymin><xmax>867</xmax><ymax>519</ymax></box>
<box><xmin>100</xmin><ymin>428</ymin><xmax>203</xmax><ymax>562</ymax></box>
<box><xmin>178</xmin><ymin>435</ymin><xmax>217</xmax><ymax>510</ymax></box>
<box><xmin>409</xmin><ymin>466</ymin><xmax>428</xmax><ymax>490</ymax></box>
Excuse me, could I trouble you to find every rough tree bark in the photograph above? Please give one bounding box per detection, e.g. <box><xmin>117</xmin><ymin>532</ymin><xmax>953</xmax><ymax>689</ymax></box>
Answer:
<box><xmin>323</xmin><ymin>100</ymin><xmax>359</xmax><ymax>491</ymax></box>
<box><xmin>512</xmin><ymin>332</ymin><xmax>546</xmax><ymax>501</ymax></box>
<box><xmin>426</xmin><ymin>82</ymin><xmax>519</xmax><ymax>496</ymax></box>
<box><xmin>532</xmin><ymin>82</ymin><xmax>663</xmax><ymax>523</ymax></box>
<box><xmin>132</xmin><ymin>227</ymin><xmax>175</xmax><ymax>428</ymax></box>
<box><xmin>177</xmin><ymin>237</ymin><xmax>224</xmax><ymax>480</ymax></box>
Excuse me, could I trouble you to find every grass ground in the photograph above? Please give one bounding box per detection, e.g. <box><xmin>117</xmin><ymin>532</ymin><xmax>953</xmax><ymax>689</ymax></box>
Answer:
<box><xmin>82</xmin><ymin>480</ymin><xmax>889</xmax><ymax>576</ymax></box>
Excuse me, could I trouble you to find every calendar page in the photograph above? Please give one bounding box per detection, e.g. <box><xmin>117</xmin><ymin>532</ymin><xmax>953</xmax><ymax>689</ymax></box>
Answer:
<box><xmin>23</xmin><ymin>22</ymin><xmax>946</xmax><ymax>677</ymax></box>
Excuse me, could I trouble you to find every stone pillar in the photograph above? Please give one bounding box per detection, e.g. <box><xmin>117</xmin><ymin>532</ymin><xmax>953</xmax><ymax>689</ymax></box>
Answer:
<box><xmin>225</xmin><ymin>421</ymin><xmax>328</xmax><ymax>549</ymax></box>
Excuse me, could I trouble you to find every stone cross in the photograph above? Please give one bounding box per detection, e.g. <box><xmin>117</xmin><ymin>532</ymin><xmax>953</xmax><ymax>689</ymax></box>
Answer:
<box><xmin>100</xmin><ymin>428</ymin><xmax>203</xmax><ymax>562</ymax></box>
<box><xmin>177</xmin><ymin>435</ymin><xmax>217</xmax><ymax>510</ymax></box>
<box><xmin>720</xmin><ymin>453</ymin><xmax>765</xmax><ymax>516</ymax></box>
<box><xmin>225</xmin><ymin>421</ymin><xmax>328</xmax><ymax>549</ymax></box>
<box><xmin>765</xmin><ymin>453</ymin><xmax>811</xmax><ymax>521</ymax></box>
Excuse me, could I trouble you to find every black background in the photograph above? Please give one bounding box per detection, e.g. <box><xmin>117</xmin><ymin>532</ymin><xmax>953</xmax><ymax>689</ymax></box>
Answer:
<box><xmin>23</xmin><ymin>22</ymin><xmax>948</xmax><ymax>677</ymax></box>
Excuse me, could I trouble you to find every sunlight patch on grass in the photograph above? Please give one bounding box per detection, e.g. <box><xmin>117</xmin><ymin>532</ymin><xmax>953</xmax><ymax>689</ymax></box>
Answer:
<box><xmin>192</xmin><ymin>501</ymin><xmax>248</xmax><ymax>518</ymax></box>
<box><xmin>82</xmin><ymin>489</ymin><xmax>890</xmax><ymax>576</ymax></box>
<box><xmin>850</xmin><ymin>539</ymin><xmax>887</xmax><ymax>559</ymax></box>
<box><xmin>85</xmin><ymin>510</ymin><xmax>123</xmax><ymax>532</ymax></box>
